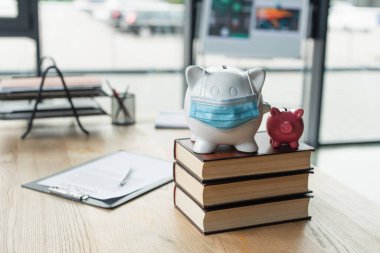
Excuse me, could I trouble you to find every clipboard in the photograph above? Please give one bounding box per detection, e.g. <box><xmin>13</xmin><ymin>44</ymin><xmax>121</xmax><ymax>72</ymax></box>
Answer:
<box><xmin>22</xmin><ymin>151</ymin><xmax>173</xmax><ymax>209</ymax></box>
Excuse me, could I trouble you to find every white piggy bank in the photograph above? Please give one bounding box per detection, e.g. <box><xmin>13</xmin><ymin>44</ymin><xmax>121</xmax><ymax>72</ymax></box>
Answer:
<box><xmin>184</xmin><ymin>65</ymin><xmax>271</xmax><ymax>154</ymax></box>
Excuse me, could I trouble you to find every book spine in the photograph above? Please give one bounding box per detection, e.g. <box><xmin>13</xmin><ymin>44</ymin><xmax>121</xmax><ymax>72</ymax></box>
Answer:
<box><xmin>173</xmin><ymin>185</ymin><xmax>177</xmax><ymax>207</ymax></box>
<box><xmin>173</xmin><ymin>140</ymin><xmax>178</xmax><ymax>160</ymax></box>
<box><xmin>172</xmin><ymin>162</ymin><xmax>176</xmax><ymax>182</ymax></box>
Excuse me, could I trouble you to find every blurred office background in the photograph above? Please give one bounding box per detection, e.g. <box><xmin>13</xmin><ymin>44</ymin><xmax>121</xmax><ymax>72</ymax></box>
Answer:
<box><xmin>0</xmin><ymin>0</ymin><xmax>380</xmax><ymax>203</ymax></box>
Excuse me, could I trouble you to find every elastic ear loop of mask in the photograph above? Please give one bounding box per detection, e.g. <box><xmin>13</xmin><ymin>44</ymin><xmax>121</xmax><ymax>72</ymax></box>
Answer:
<box><xmin>246</xmin><ymin>72</ymin><xmax>261</xmax><ymax>108</ymax></box>
<box><xmin>199</xmin><ymin>69</ymin><xmax>207</xmax><ymax>97</ymax></box>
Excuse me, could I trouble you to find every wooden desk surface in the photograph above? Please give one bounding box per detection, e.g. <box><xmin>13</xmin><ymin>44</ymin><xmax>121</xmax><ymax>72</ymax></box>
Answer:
<box><xmin>1</xmin><ymin>119</ymin><xmax>380</xmax><ymax>253</ymax></box>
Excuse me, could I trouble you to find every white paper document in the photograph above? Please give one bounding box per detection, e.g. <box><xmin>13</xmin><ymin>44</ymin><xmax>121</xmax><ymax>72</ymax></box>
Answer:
<box><xmin>38</xmin><ymin>151</ymin><xmax>173</xmax><ymax>200</ymax></box>
<box><xmin>155</xmin><ymin>110</ymin><xmax>188</xmax><ymax>129</ymax></box>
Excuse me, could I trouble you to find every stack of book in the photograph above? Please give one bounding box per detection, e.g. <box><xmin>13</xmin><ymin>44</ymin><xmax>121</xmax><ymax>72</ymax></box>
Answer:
<box><xmin>173</xmin><ymin>131</ymin><xmax>314</xmax><ymax>234</ymax></box>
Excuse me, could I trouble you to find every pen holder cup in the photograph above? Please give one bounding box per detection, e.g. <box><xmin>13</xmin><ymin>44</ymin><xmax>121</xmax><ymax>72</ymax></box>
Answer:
<box><xmin>111</xmin><ymin>93</ymin><xmax>135</xmax><ymax>125</ymax></box>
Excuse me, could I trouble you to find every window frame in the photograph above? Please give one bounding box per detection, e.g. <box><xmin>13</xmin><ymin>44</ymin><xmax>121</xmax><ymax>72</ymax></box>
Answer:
<box><xmin>0</xmin><ymin>1</ymin><xmax>30</xmax><ymax>31</ymax></box>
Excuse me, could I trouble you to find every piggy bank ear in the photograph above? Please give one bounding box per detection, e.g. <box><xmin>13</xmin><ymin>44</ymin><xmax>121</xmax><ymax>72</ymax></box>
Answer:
<box><xmin>270</xmin><ymin>107</ymin><xmax>280</xmax><ymax>116</ymax></box>
<box><xmin>186</xmin><ymin>65</ymin><xmax>205</xmax><ymax>91</ymax></box>
<box><xmin>247</xmin><ymin>68</ymin><xmax>266</xmax><ymax>93</ymax></box>
<box><xmin>294</xmin><ymin>109</ymin><xmax>304</xmax><ymax>119</ymax></box>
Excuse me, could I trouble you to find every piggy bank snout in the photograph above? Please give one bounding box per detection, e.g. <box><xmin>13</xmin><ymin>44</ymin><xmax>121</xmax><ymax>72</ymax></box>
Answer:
<box><xmin>280</xmin><ymin>121</ymin><xmax>293</xmax><ymax>134</ymax></box>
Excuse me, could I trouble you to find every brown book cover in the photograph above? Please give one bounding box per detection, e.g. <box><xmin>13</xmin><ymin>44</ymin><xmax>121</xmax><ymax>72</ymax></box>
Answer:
<box><xmin>174</xmin><ymin>132</ymin><xmax>314</xmax><ymax>162</ymax></box>
<box><xmin>174</xmin><ymin>131</ymin><xmax>314</xmax><ymax>181</ymax></box>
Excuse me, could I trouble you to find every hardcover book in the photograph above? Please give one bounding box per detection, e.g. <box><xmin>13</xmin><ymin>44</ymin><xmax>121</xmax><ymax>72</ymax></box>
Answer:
<box><xmin>174</xmin><ymin>132</ymin><xmax>314</xmax><ymax>181</ymax></box>
<box><xmin>174</xmin><ymin>187</ymin><xmax>312</xmax><ymax>235</ymax></box>
<box><xmin>174</xmin><ymin>162</ymin><xmax>313</xmax><ymax>208</ymax></box>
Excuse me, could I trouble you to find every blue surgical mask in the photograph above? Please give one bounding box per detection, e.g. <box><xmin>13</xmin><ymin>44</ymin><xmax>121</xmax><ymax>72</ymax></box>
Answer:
<box><xmin>189</xmin><ymin>94</ymin><xmax>260</xmax><ymax>129</ymax></box>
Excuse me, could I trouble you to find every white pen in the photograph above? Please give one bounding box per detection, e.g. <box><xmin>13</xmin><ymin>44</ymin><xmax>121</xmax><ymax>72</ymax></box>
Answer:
<box><xmin>119</xmin><ymin>167</ymin><xmax>132</xmax><ymax>186</ymax></box>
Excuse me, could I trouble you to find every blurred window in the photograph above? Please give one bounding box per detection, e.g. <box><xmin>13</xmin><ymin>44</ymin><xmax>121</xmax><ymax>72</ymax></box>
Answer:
<box><xmin>0</xmin><ymin>0</ymin><xmax>18</xmax><ymax>18</ymax></box>
<box><xmin>0</xmin><ymin>0</ymin><xmax>185</xmax><ymax>72</ymax></box>
<box><xmin>319</xmin><ymin>0</ymin><xmax>380</xmax><ymax>143</ymax></box>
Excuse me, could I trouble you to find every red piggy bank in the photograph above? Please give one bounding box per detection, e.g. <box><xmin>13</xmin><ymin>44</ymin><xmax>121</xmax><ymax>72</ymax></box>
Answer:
<box><xmin>266</xmin><ymin>107</ymin><xmax>304</xmax><ymax>149</ymax></box>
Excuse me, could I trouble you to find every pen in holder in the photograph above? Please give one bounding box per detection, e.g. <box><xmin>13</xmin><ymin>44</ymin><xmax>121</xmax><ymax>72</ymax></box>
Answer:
<box><xmin>111</xmin><ymin>92</ymin><xmax>135</xmax><ymax>125</ymax></box>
